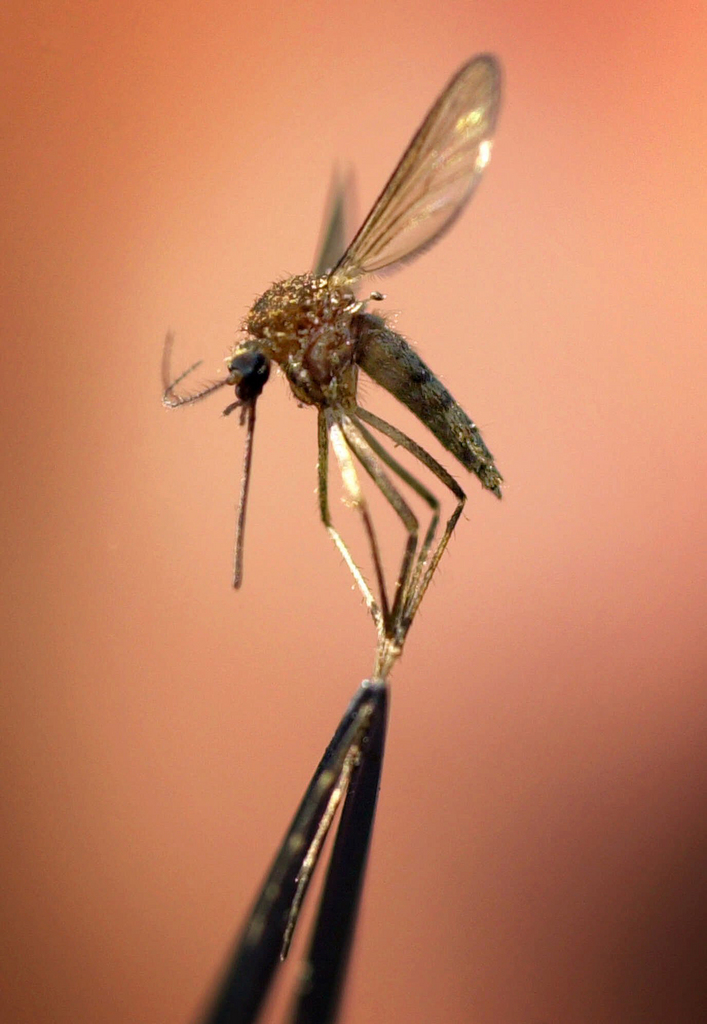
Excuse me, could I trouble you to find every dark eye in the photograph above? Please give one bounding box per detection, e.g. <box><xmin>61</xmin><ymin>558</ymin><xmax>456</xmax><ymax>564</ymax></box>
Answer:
<box><xmin>234</xmin><ymin>350</ymin><xmax>270</xmax><ymax>401</ymax></box>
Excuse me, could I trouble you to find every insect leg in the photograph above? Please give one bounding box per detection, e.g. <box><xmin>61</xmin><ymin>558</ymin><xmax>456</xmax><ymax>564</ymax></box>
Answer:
<box><xmin>317</xmin><ymin>411</ymin><xmax>385</xmax><ymax>636</ymax></box>
<box><xmin>354</xmin><ymin>406</ymin><xmax>466</xmax><ymax>637</ymax></box>
<box><xmin>327</xmin><ymin>412</ymin><xmax>393</xmax><ymax>631</ymax></box>
<box><xmin>336</xmin><ymin>413</ymin><xmax>419</xmax><ymax>639</ymax></box>
<box><xmin>348</xmin><ymin>412</ymin><xmax>440</xmax><ymax>598</ymax></box>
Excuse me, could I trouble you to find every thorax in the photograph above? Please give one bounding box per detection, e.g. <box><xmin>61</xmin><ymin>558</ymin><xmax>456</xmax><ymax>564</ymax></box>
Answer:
<box><xmin>244</xmin><ymin>274</ymin><xmax>360</xmax><ymax>407</ymax></box>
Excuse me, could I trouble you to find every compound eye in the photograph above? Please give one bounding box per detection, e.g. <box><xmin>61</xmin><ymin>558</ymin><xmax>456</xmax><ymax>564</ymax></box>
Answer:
<box><xmin>235</xmin><ymin>350</ymin><xmax>270</xmax><ymax>401</ymax></box>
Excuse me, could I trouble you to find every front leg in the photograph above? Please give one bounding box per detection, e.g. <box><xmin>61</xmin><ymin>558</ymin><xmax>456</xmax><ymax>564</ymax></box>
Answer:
<box><xmin>316</xmin><ymin>410</ymin><xmax>385</xmax><ymax>639</ymax></box>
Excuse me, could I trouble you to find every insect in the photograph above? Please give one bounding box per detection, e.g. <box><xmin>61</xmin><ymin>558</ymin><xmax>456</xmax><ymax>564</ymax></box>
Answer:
<box><xmin>167</xmin><ymin>57</ymin><xmax>506</xmax><ymax>1024</ymax></box>
<box><xmin>164</xmin><ymin>54</ymin><xmax>503</xmax><ymax>679</ymax></box>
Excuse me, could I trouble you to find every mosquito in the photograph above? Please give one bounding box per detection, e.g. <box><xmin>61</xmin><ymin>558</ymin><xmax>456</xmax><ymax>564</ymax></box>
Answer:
<box><xmin>165</xmin><ymin>56</ymin><xmax>506</xmax><ymax>1024</ymax></box>
<box><xmin>164</xmin><ymin>53</ymin><xmax>503</xmax><ymax>680</ymax></box>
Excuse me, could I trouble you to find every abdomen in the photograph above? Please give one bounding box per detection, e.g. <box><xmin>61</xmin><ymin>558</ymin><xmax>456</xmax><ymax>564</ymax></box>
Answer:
<box><xmin>353</xmin><ymin>312</ymin><xmax>502</xmax><ymax>496</ymax></box>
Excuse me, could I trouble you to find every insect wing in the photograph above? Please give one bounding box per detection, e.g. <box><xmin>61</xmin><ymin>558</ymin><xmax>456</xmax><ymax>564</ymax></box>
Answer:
<box><xmin>313</xmin><ymin>169</ymin><xmax>356</xmax><ymax>277</ymax></box>
<box><xmin>331</xmin><ymin>54</ymin><xmax>500</xmax><ymax>284</ymax></box>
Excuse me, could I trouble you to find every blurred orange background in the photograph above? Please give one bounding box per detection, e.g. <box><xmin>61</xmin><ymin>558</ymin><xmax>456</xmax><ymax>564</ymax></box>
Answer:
<box><xmin>1</xmin><ymin>2</ymin><xmax>706</xmax><ymax>1022</ymax></box>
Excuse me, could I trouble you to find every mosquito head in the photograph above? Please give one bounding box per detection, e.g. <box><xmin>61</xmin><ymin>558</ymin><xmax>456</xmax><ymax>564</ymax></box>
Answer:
<box><xmin>226</xmin><ymin>343</ymin><xmax>271</xmax><ymax>402</ymax></box>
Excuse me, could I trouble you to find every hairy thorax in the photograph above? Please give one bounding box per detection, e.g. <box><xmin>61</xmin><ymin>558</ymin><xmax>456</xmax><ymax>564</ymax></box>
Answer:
<box><xmin>244</xmin><ymin>274</ymin><xmax>360</xmax><ymax>407</ymax></box>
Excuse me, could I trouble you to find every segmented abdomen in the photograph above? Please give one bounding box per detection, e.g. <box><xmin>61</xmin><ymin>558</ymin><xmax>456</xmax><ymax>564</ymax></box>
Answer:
<box><xmin>353</xmin><ymin>313</ymin><xmax>502</xmax><ymax>496</ymax></box>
